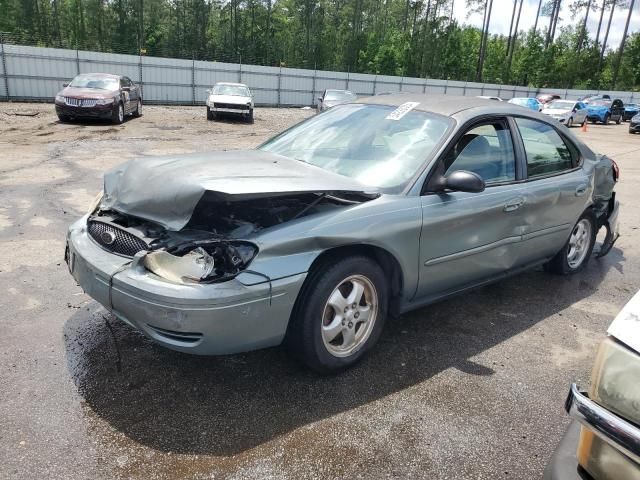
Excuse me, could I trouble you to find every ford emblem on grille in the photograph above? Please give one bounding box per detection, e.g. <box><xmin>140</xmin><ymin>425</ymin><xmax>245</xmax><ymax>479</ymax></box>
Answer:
<box><xmin>100</xmin><ymin>231</ymin><xmax>116</xmax><ymax>245</ymax></box>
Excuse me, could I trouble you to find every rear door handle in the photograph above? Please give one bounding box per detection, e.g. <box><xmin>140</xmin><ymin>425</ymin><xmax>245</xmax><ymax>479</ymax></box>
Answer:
<box><xmin>575</xmin><ymin>185</ymin><xmax>588</xmax><ymax>197</ymax></box>
<box><xmin>504</xmin><ymin>197</ymin><xmax>525</xmax><ymax>212</ymax></box>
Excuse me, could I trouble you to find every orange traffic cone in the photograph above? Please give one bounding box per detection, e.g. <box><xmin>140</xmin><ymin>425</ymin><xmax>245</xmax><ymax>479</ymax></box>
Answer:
<box><xmin>581</xmin><ymin>121</ymin><xmax>588</xmax><ymax>133</ymax></box>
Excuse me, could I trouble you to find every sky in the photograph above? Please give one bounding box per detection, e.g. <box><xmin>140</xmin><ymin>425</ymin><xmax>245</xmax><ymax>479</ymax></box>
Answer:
<box><xmin>452</xmin><ymin>0</ymin><xmax>639</xmax><ymax>49</ymax></box>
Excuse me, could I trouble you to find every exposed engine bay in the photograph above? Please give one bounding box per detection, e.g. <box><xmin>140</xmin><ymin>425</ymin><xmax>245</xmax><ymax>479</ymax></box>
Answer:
<box><xmin>88</xmin><ymin>191</ymin><xmax>374</xmax><ymax>284</ymax></box>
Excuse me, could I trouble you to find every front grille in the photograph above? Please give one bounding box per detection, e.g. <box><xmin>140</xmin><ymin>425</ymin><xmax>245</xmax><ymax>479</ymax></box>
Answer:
<box><xmin>64</xmin><ymin>97</ymin><xmax>98</xmax><ymax>107</ymax></box>
<box><xmin>214</xmin><ymin>102</ymin><xmax>246</xmax><ymax>109</ymax></box>
<box><xmin>87</xmin><ymin>220</ymin><xmax>149</xmax><ymax>257</ymax></box>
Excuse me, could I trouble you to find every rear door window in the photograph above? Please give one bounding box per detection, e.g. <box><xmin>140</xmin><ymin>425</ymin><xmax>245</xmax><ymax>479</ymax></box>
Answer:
<box><xmin>515</xmin><ymin>118</ymin><xmax>575</xmax><ymax>178</ymax></box>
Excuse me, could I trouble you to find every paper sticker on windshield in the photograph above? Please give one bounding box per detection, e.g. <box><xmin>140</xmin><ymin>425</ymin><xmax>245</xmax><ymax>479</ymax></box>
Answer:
<box><xmin>385</xmin><ymin>102</ymin><xmax>420</xmax><ymax>120</ymax></box>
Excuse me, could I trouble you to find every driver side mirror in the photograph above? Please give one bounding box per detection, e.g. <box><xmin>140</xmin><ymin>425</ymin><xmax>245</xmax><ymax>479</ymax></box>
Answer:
<box><xmin>440</xmin><ymin>170</ymin><xmax>486</xmax><ymax>193</ymax></box>
<box><xmin>62</xmin><ymin>82</ymin><xmax>69</xmax><ymax>87</ymax></box>
<box><xmin>318</xmin><ymin>96</ymin><xmax>323</xmax><ymax>102</ymax></box>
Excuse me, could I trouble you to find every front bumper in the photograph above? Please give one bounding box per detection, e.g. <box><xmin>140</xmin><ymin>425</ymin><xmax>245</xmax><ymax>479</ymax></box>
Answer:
<box><xmin>565</xmin><ymin>383</ymin><xmax>640</xmax><ymax>466</ymax></box>
<box><xmin>55</xmin><ymin>103</ymin><xmax>114</xmax><ymax>119</ymax></box>
<box><xmin>629</xmin><ymin>122</ymin><xmax>640</xmax><ymax>132</ymax></box>
<box><xmin>543</xmin><ymin>421</ymin><xmax>584</xmax><ymax>480</ymax></box>
<box><xmin>212</xmin><ymin>107</ymin><xmax>250</xmax><ymax>114</ymax></box>
<box><xmin>65</xmin><ymin>217</ymin><xmax>306</xmax><ymax>355</ymax></box>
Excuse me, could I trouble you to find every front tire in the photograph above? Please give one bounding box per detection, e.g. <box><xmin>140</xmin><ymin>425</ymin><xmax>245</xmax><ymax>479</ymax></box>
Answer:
<box><xmin>545</xmin><ymin>211</ymin><xmax>596</xmax><ymax>275</ymax></box>
<box><xmin>206</xmin><ymin>106</ymin><xmax>214</xmax><ymax>121</ymax></box>
<box><xmin>616</xmin><ymin>115</ymin><xmax>621</xmax><ymax>125</ymax></box>
<box><xmin>248</xmin><ymin>108</ymin><xmax>254</xmax><ymax>123</ymax></box>
<box><xmin>133</xmin><ymin>98</ymin><xmax>142</xmax><ymax>117</ymax></box>
<box><xmin>567</xmin><ymin>117</ymin><xmax>573</xmax><ymax>128</ymax></box>
<box><xmin>285</xmin><ymin>255</ymin><xmax>388</xmax><ymax>373</ymax></box>
<box><xmin>603</xmin><ymin>113</ymin><xmax>610</xmax><ymax>125</ymax></box>
<box><xmin>57</xmin><ymin>114</ymin><xmax>70</xmax><ymax>122</ymax></box>
<box><xmin>112</xmin><ymin>102</ymin><xmax>124</xmax><ymax>124</ymax></box>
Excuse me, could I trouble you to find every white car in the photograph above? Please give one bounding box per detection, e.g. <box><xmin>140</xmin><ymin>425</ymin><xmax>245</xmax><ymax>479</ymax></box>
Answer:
<box><xmin>542</xmin><ymin>100</ymin><xmax>588</xmax><ymax>128</ymax></box>
<box><xmin>206</xmin><ymin>82</ymin><xmax>254</xmax><ymax>123</ymax></box>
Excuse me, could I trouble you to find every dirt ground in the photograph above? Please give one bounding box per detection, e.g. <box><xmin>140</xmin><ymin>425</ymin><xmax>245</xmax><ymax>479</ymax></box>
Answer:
<box><xmin>0</xmin><ymin>102</ymin><xmax>638</xmax><ymax>480</ymax></box>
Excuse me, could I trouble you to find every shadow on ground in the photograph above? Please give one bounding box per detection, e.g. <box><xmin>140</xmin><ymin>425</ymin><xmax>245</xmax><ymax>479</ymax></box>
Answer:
<box><xmin>63</xmin><ymin>249</ymin><xmax>622</xmax><ymax>456</ymax></box>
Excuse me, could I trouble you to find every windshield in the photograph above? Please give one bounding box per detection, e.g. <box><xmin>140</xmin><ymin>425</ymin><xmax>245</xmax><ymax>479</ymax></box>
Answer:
<box><xmin>259</xmin><ymin>104</ymin><xmax>451</xmax><ymax>191</ymax></box>
<box><xmin>626</xmin><ymin>104</ymin><xmax>638</xmax><ymax>108</ymax></box>
<box><xmin>69</xmin><ymin>74</ymin><xmax>119</xmax><ymax>91</ymax></box>
<box><xmin>212</xmin><ymin>84</ymin><xmax>250</xmax><ymax>96</ymax></box>
<box><xmin>325</xmin><ymin>90</ymin><xmax>356</xmax><ymax>102</ymax></box>
<box><xmin>591</xmin><ymin>100</ymin><xmax>611</xmax><ymax>106</ymax></box>
<box><xmin>547</xmin><ymin>101</ymin><xmax>574</xmax><ymax>109</ymax></box>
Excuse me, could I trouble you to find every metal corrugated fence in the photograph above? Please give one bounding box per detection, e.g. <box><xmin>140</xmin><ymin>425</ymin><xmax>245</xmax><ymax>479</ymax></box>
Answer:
<box><xmin>1</xmin><ymin>43</ymin><xmax>639</xmax><ymax>106</ymax></box>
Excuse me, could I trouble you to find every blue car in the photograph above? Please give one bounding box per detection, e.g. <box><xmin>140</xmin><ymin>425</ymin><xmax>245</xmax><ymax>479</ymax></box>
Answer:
<box><xmin>623</xmin><ymin>103</ymin><xmax>639</xmax><ymax>121</ymax></box>
<box><xmin>586</xmin><ymin>99</ymin><xmax>624</xmax><ymax>124</ymax></box>
<box><xmin>508</xmin><ymin>97</ymin><xmax>542</xmax><ymax>111</ymax></box>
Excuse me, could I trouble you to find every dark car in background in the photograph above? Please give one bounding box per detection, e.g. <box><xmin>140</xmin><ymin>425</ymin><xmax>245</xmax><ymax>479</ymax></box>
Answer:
<box><xmin>623</xmin><ymin>103</ymin><xmax>639</xmax><ymax>121</ymax></box>
<box><xmin>317</xmin><ymin>89</ymin><xmax>357</xmax><ymax>112</ymax></box>
<box><xmin>54</xmin><ymin>73</ymin><xmax>142</xmax><ymax>124</ymax></box>
<box><xmin>629</xmin><ymin>114</ymin><xmax>640</xmax><ymax>134</ymax></box>
<box><xmin>586</xmin><ymin>99</ymin><xmax>624</xmax><ymax>125</ymax></box>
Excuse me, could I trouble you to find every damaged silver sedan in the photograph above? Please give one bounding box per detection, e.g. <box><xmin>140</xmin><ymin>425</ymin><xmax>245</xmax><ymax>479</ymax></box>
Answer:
<box><xmin>65</xmin><ymin>94</ymin><xmax>620</xmax><ymax>373</ymax></box>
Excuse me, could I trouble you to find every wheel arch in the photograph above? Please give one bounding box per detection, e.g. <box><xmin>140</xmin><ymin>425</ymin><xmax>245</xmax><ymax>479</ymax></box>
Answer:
<box><xmin>295</xmin><ymin>244</ymin><xmax>405</xmax><ymax>319</ymax></box>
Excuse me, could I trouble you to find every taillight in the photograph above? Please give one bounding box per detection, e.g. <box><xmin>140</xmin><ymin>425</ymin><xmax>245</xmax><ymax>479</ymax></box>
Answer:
<box><xmin>611</xmin><ymin>159</ymin><xmax>619</xmax><ymax>182</ymax></box>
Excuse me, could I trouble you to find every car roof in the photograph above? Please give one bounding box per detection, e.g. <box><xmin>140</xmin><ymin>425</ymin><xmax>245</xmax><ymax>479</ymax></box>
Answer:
<box><xmin>215</xmin><ymin>82</ymin><xmax>248</xmax><ymax>87</ymax></box>
<box><xmin>358</xmin><ymin>93</ymin><xmax>543</xmax><ymax>117</ymax></box>
<box><xmin>77</xmin><ymin>72</ymin><xmax>120</xmax><ymax>79</ymax></box>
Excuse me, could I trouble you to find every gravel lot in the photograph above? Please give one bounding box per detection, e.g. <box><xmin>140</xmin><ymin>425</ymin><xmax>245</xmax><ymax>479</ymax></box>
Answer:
<box><xmin>0</xmin><ymin>102</ymin><xmax>638</xmax><ymax>480</ymax></box>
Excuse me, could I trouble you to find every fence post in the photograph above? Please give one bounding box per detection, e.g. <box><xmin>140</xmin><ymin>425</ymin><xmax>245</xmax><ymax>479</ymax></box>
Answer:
<box><xmin>138</xmin><ymin>54</ymin><xmax>143</xmax><ymax>100</ymax></box>
<box><xmin>399</xmin><ymin>76</ymin><xmax>404</xmax><ymax>92</ymax></box>
<box><xmin>75</xmin><ymin>47</ymin><xmax>80</xmax><ymax>75</ymax></box>
<box><xmin>444</xmin><ymin>80</ymin><xmax>448</xmax><ymax>94</ymax></box>
<box><xmin>373</xmin><ymin>75</ymin><xmax>378</xmax><ymax>95</ymax></box>
<box><xmin>463</xmin><ymin>81</ymin><xmax>467</xmax><ymax>96</ymax></box>
<box><xmin>422</xmin><ymin>78</ymin><xmax>427</xmax><ymax>94</ymax></box>
<box><xmin>0</xmin><ymin>33</ymin><xmax>8</xmax><ymax>100</ymax></box>
<box><xmin>311</xmin><ymin>66</ymin><xmax>316</xmax><ymax>106</ymax></box>
<box><xmin>277</xmin><ymin>66</ymin><xmax>281</xmax><ymax>107</ymax></box>
<box><xmin>346</xmin><ymin>66</ymin><xmax>349</xmax><ymax>90</ymax></box>
<box><xmin>191</xmin><ymin>57</ymin><xmax>196</xmax><ymax>106</ymax></box>
<box><xmin>238</xmin><ymin>54</ymin><xmax>242</xmax><ymax>83</ymax></box>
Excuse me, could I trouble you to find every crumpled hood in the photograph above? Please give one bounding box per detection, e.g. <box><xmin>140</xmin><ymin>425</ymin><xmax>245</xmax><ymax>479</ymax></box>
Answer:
<box><xmin>608</xmin><ymin>291</ymin><xmax>640</xmax><ymax>355</ymax></box>
<box><xmin>101</xmin><ymin>150</ymin><xmax>376</xmax><ymax>231</ymax></box>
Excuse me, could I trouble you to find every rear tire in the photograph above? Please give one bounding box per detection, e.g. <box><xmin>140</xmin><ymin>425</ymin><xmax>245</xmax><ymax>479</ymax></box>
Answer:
<box><xmin>616</xmin><ymin>115</ymin><xmax>621</xmax><ymax>125</ymax></box>
<box><xmin>545</xmin><ymin>211</ymin><xmax>596</xmax><ymax>275</ymax></box>
<box><xmin>603</xmin><ymin>113</ymin><xmax>610</xmax><ymax>125</ymax></box>
<box><xmin>285</xmin><ymin>255</ymin><xmax>388</xmax><ymax>374</ymax></box>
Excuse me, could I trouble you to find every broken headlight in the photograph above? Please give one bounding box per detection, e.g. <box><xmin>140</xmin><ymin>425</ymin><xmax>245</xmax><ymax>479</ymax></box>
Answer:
<box><xmin>143</xmin><ymin>241</ymin><xmax>258</xmax><ymax>284</ymax></box>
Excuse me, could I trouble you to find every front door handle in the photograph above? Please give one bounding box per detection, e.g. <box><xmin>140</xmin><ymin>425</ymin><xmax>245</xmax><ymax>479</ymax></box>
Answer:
<box><xmin>504</xmin><ymin>197</ymin><xmax>525</xmax><ymax>212</ymax></box>
<box><xmin>575</xmin><ymin>185</ymin><xmax>588</xmax><ymax>197</ymax></box>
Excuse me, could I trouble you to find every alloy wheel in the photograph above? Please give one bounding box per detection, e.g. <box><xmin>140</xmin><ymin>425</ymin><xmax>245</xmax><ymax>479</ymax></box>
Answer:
<box><xmin>567</xmin><ymin>219</ymin><xmax>592</xmax><ymax>269</ymax></box>
<box><xmin>321</xmin><ymin>275</ymin><xmax>378</xmax><ymax>358</ymax></box>
<box><xmin>118</xmin><ymin>104</ymin><xmax>124</xmax><ymax>123</ymax></box>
